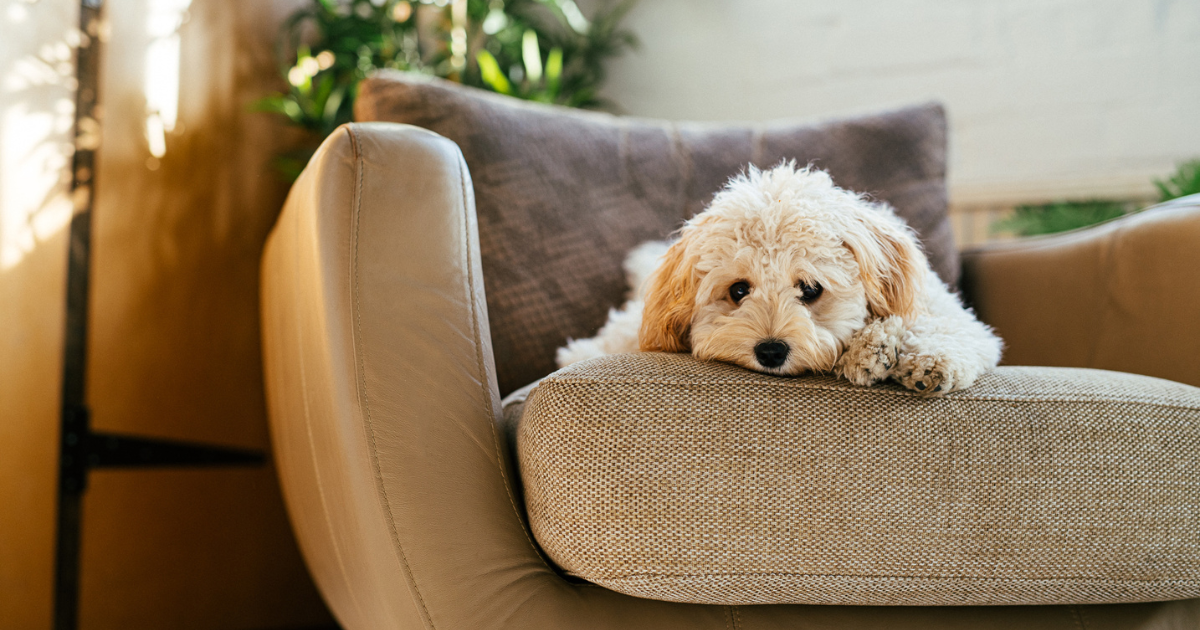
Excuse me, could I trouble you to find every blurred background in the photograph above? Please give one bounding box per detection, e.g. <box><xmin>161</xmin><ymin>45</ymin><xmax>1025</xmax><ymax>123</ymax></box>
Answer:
<box><xmin>600</xmin><ymin>0</ymin><xmax>1200</xmax><ymax>245</ymax></box>
<box><xmin>1</xmin><ymin>0</ymin><xmax>1196</xmax><ymax>628</ymax></box>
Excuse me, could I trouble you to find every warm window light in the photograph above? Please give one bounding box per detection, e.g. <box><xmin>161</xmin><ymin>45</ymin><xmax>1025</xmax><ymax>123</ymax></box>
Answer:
<box><xmin>1</xmin><ymin>106</ymin><xmax>72</xmax><ymax>270</ymax></box>
<box><xmin>144</xmin><ymin>0</ymin><xmax>191</xmax><ymax>158</ymax></box>
<box><xmin>1</xmin><ymin>25</ymin><xmax>77</xmax><ymax>271</ymax></box>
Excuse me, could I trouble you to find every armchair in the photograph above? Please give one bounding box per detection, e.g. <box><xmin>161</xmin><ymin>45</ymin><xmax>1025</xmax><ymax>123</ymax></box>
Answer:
<box><xmin>260</xmin><ymin>121</ymin><xmax>1200</xmax><ymax>629</ymax></box>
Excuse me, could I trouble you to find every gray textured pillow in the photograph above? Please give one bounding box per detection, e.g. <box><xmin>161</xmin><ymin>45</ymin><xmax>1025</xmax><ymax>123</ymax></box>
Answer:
<box><xmin>356</xmin><ymin>72</ymin><xmax>955</xmax><ymax>395</ymax></box>
<box><xmin>512</xmin><ymin>353</ymin><xmax>1200</xmax><ymax>606</ymax></box>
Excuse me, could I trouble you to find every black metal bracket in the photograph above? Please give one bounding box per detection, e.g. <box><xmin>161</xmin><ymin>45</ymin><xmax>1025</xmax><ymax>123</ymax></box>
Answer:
<box><xmin>59</xmin><ymin>404</ymin><xmax>265</xmax><ymax>495</ymax></box>
<box><xmin>55</xmin><ymin>404</ymin><xmax>266</xmax><ymax>630</ymax></box>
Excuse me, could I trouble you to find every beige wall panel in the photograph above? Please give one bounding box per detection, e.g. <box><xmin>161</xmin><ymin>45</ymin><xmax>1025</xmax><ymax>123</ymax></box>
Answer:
<box><xmin>81</xmin><ymin>468</ymin><xmax>324</xmax><ymax>629</ymax></box>
<box><xmin>78</xmin><ymin>0</ymin><xmax>332</xmax><ymax>627</ymax></box>
<box><xmin>0</xmin><ymin>233</ymin><xmax>66</xmax><ymax>630</ymax></box>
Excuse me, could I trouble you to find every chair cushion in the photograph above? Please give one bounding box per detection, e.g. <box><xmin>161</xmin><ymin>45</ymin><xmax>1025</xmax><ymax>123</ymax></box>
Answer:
<box><xmin>509</xmin><ymin>353</ymin><xmax>1200</xmax><ymax>606</ymax></box>
<box><xmin>355</xmin><ymin>72</ymin><xmax>956</xmax><ymax>395</ymax></box>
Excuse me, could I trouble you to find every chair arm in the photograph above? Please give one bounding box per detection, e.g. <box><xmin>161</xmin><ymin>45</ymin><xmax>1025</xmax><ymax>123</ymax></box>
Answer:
<box><xmin>960</xmin><ymin>195</ymin><xmax>1200</xmax><ymax>387</ymax></box>
<box><xmin>260</xmin><ymin>123</ymin><xmax>731</xmax><ymax>629</ymax></box>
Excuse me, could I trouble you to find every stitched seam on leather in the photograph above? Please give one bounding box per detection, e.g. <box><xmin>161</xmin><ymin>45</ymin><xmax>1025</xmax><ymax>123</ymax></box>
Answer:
<box><xmin>723</xmin><ymin>606</ymin><xmax>734</xmax><ymax>630</ymax></box>
<box><xmin>454</xmin><ymin>149</ymin><xmax>554</xmax><ymax>570</ymax></box>
<box><xmin>293</xmin><ymin>164</ymin><xmax>370</xmax><ymax>625</ymax></box>
<box><xmin>1086</xmin><ymin>222</ymin><xmax>1119</xmax><ymax>369</ymax></box>
<box><xmin>349</xmin><ymin>125</ymin><xmax>436</xmax><ymax>630</ymax></box>
<box><xmin>1070</xmin><ymin>605</ymin><xmax>1087</xmax><ymax>630</ymax></box>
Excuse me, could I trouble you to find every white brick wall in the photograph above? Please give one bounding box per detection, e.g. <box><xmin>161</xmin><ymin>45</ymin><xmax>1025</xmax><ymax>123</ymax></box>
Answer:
<box><xmin>599</xmin><ymin>0</ymin><xmax>1200</xmax><ymax>209</ymax></box>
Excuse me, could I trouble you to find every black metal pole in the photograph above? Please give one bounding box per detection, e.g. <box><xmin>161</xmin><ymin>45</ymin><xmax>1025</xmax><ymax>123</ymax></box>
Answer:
<box><xmin>53</xmin><ymin>0</ymin><xmax>103</xmax><ymax>628</ymax></box>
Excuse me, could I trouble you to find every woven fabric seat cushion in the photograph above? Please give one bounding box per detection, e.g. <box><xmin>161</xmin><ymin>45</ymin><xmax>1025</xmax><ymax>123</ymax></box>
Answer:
<box><xmin>355</xmin><ymin>72</ymin><xmax>956</xmax><ymax>396</ymax></box>
<box><xmin>509</xmin><ymin>353</ymin><xmax>1200</xmax><ymax>606</ymax></box>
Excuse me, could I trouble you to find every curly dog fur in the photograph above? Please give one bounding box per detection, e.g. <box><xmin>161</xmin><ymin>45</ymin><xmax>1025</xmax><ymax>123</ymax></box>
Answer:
<box><xmin>557</xmin><ymin>162</ymin><xmax>1002</xmax><ymax>394</ymax></box>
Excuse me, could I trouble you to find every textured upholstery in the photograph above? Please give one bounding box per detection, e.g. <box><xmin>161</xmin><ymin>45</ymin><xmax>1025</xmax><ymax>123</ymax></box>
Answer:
<box><xmin>513</xmin><ymin>353</ymin><xmax>1200</xmax><ymax>606</ymax></box>
<box><xmin>355</xmin><ymin>72</ymin><xmax>956</xmax><ymax>395</ymax></box>
<box><xmin>261</xmin><ymin>123</ymin><xmax>1200</xmax><ymax>628</ymax></box>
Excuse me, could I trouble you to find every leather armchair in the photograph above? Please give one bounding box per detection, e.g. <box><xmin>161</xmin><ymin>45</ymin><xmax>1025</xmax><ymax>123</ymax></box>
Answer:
<box><xmin>260</xmin><ymin>122</ymin><xmax>1200</xmax><ymax>629</ymax></box>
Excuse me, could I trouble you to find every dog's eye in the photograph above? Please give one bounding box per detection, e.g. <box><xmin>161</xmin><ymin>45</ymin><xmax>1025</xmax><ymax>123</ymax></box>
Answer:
<box><xmin>797</xmin><ymin>280</ymin><xmax>823</xmax><ymax>303</ymax></box>
<box><xmin>729</xmin><ymin>281</ymin><xmax>751</xmax><ymax>304</ymax></box>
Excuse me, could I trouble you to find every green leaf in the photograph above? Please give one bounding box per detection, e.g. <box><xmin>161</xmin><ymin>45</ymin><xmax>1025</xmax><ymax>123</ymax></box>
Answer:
<box><xmin>313</xmin><ymin>71</ymin><xmax>335</xmax><ymax>112</ymax></box>
<box><xmin>1154</xmin><ymin>159</ymin><xmax>1200</xmax><ymax>202</ymax></box>
<box><xmin>251</xmin><ymin>94</ymin><xmax>290</xmax><ymax>113</ymax></box>
<box><xmin>991</xmin><ymin>200</ymin><xmax>1132</xmax><ymax>237</ymax></box>
<box><xmin>323</xmin><ymin>86</ymin><xmax>347</xmax><ymax>129</ymax></box>
<box><xmin>281</xmin><ymin>99</ymin><xmax>306</xmax><ymax>123</ymax></box>
<box><xmin>476</xmin><ymin>49</ymin><xmax>513</xmax><ymax>94</ymax></box>
<box><xmin>545</xmin><ymin>46</ymin><xmax>562</xmax><ymax>96</ymax></box>
<box><xmin>522</xmin><ymin>29</ymin><xmax>543</xmax><ymax>84</ymax></box>
<box><xmin>554</xmin><ymin>0</ymin><xmax>590</xmax><ymax>34</ymax></box>
<box><xmin>264</xmin><ymin>0</ymin><xmax>640</xmax><ymax>167</ymax></box>
<box><xmin>252</xmin><ymin>93</ymin><xmax>307</xmax><ymax>124</ymax></box>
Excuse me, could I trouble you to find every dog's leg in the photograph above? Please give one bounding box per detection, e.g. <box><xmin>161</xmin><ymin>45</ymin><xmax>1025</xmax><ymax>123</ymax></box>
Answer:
<box><xmin>624</xmin><ymin>240</ymin><xmax>671</xmax><ymax>300</ymax></box>
<box><xmin>556</xmin><ymin>300</ymin><xmax>644</xmax><ymax>368</ymax></box>
<box><xmin>556</xmin><ymin>241</ymin><xmax>668</xmax><ymax>369</ymax></box>
<box><xmin>834</xmin><ymin>315</ymin><xmax>906</xmax><ymax>386</ymax></box>
<box><xmin>892</xmin><ymin>273</ymin><xmax>1003</xmax><ymax>394</ymax></box>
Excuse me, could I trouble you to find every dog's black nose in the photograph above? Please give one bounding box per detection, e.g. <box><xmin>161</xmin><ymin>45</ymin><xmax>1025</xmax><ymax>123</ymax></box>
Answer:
<box><xmin>754</xmin><ymin>340</ymin><xmax>789</xmax><ymax>368</ymax></box>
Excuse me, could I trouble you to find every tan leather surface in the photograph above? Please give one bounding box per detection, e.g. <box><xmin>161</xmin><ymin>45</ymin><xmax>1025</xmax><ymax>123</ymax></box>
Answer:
<box><xmin>961</xmin><ymin>196</ymin><xmax>1200</xmax><ymax>388</ymax></box>
<box><xmin>261</xmin><ymin>123</ymin><xmax>1197</xmax><ymax>629</ymax></box>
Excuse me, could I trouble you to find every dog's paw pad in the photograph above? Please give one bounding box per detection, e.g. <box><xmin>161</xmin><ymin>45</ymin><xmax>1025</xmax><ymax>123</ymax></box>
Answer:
<box><xmin>835</xmin><ymin>316</ymin><xmax>905</xmax><ymax>387</ymax></box>
<box><xmin>895</xmin><ymin>353</ymin><xmax>955</xmax><ymax>396</ymax></box>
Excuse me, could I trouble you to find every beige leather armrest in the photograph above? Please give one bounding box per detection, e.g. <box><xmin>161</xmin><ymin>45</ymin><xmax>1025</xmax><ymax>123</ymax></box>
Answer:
<box><xmin>960</xmin><ymin>196</ymin><xmax>1200</xmax><ymax>387</ymax></box>
<box><xmin>260</xmin><ymin>123</ymin><xmax>729</xmax><ymax>630</ymax></box>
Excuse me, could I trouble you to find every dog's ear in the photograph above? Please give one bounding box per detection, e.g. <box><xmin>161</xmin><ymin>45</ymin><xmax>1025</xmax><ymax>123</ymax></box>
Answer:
<box><xmin>843</xmin><ymin>211</ymin><xmax>927</xmax><ymax>320</ymax></box>
<box><xmin>639</xmin><ymin>234</ymin><xmax>699</xmax><ymax>352</ymax></box>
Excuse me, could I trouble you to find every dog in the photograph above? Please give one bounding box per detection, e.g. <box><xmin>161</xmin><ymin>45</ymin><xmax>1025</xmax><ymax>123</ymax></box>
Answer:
<box><xmin>556</xmin><ymin>162</ymin><xmax>1002</xmax><ymax>394</ymax></box>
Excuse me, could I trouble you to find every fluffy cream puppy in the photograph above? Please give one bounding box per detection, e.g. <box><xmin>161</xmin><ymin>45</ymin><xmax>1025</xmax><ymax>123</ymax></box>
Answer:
<box><xmin>557</xmin><ymin>162</ymin><xmax>1002</xmax><ymax>394</ymax></box>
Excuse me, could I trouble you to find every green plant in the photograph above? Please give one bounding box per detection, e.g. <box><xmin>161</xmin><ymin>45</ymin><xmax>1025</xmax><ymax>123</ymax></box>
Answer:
<box><xmin>255</xmin><ymin>0</ymin><xmax>637</xmax><ymax>178</ymax></box>
<box><xmin>471</xmin><ymin>0</ymin><xmax>637</xmax><ymax>106</ymax></box>
<box><xmin>991</xmin><ymin>199</ymin><xmax>1135</xmax><ymax>237</ymax></box>
<box><xmin>1155</xmin><ymin>159</ymin><xmax>1200</xmax><ymax>202</ymax></box>
<box><xmin>990</xmin><ymin>158</ymin><xmax>1200</xmax><ymax>238</ymax></box>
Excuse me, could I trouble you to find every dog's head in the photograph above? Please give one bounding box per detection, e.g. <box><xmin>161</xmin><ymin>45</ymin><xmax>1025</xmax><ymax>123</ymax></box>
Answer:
<box><xmin>639</xmin><ymin>163</ymin><xmax>927</xmax><ymax>375</ymax></box>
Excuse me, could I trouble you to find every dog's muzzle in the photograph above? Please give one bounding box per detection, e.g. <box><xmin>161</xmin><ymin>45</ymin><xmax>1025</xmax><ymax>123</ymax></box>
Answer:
<box><xmin>754</xmin><ymin>340</ymin><xmax>790</xmax><ymax>369</ymax></box>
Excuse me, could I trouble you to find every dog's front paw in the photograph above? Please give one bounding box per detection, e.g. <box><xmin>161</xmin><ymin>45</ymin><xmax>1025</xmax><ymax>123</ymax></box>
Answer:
<box><xmin>894</xmin><ymin>352</ymin><xmax>984</xmax><ymax>395</ymax></box>
<box><xmin>835</xmin><ymin>316</ymin><xmax>905</xmax><ymax>387</ymax></box>
<box><xmin>894</xmin><ymin>353</ymin><xmax>951</xmax><ymax>394</ymax></box>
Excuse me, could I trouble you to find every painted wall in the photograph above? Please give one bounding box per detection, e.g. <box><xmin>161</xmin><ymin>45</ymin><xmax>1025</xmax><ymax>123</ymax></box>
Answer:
<box><xmin>0</xmin><ymin>0</ymin><xmax>333</xmax><ymax>627</ymax></box>
<box><xmin>598</xmin><ymin>0</ymin><xmax>1200</xmax><ymax>207</ymax></box>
